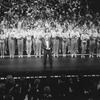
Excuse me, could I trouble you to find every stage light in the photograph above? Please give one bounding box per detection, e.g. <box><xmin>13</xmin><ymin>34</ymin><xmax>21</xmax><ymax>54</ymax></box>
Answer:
<box><xmin>26</xmin><ymin>76</ymin><xmax>30</xmax><ymax>79</ymax></box>
<box><xmin>14</xmin><ymin>77</ymin><xmax>17</xmax><ymax>79</ymax></box>
<box><xmin>30</xmin><ymin>76</ymin><xmax>34</xmax><ymax>78</ymax></box>
<box><xmin>38</xmin><ymin>76</ymin><xmax>42</xmax><ymax>78</ymax></box>
<box><xmin>42</xmin><ymin>76</ymin><xmax>47</xmax><ymax>78</ymax></box>
<box><xmin>0</xmin><ymin>77</ymin><xmax>4</xmax><ymax>80</ymax></box>
<box><xmin>17</xmin><ymin>77</ymin><xmax>21</xmax><ymax>79</ymax></box>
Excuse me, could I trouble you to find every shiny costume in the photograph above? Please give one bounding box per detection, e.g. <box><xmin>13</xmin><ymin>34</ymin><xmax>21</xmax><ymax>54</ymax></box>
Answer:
<box><xmin>70</xmin><ymin>30</ymin><xmax>77</xmax><ymax>57</ymax></box>
<box><xmin>0</xmin><ymin>30</ymin><xmax>5</xmax><ymax>58</ymax></box>
<box><xmin>97</xmin><ymin>32</ymin><xmax>100</xmax><ymax>57</ymax></box>
<box><xmin>81</xmin><ymin>31</ymin><xmax>89</xmax><ymax>58</ymax></box>
<box><xmin>17</xmin><ymin>29</ymin><xmax>24</xmax><ymax>58</ymax></box>
<box><xmin>8</xmin><ymin>28</ymin><xmax>16</xmax><ymax>58</ymax></box>
<box><xmin>89</xmin><ymin>28</ymin><xmax>98</xmax><ymax>58</ymax></box>
<box><xmin>61</xmin><ymin>29</ymin><xmax>69</xmax><ymax>57</ymax></box>
<box><xmin>35</xmin><ymin>28</ymin><xmax>42</xmax><ymax>57</ymax></box>
<box><xmin>26</xmin><ymin>29</ymin><xmax>32</xmax><ymax>57</ymax></box>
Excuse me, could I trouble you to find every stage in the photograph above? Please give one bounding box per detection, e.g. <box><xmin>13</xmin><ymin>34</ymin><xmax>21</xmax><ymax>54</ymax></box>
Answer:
<box><xmin>0</xmin><ymin>54</ymin><xmax>100</xmax><ymax>77</ymax></box>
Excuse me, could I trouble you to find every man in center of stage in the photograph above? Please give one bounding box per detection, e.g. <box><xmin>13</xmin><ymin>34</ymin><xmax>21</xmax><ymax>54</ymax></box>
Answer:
<box><xmin>42</xmin><ymin>33</ymin><xmax>53</xmax><ymax>70</ymax></box>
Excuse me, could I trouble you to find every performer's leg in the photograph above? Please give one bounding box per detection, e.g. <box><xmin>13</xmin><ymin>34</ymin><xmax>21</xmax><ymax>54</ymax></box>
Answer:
<box><xmin>81</xmin><ymin>42</ymin><xmax>86</xmax><ymax>58</ymax></box>
<box><xmin>34</xmin><ymin>43</ymin><xmax>36</xmax><ymax>55</ymax></box>
<box><xmin>27</xmin><ymin>41</ymin><xmax>32</xmax><ymax>57</ymax></box>
<box><xmin>12</xmin><ymin>40</ymin><xmax>15</xmax><ymax>58</ymax></box>
<box><xmin>33</xmin><ymin>39</ymin><xmax>36</xmax><ymax>55</ymax></box>
<box><xmin>71</xmin><ymin>39</ymin><xmax>74</xmax><ymax>57</ymax></box>
<box><xmin>66</xmin><ymin>39</ymin><xmax>68</xmax><ymax>54</ymax></box>
<box><xmin>74</xmin><ymin>40</ymin><xmax>77</xmax><ymax>57</ymax></box>
<box><xmin>99</xmin><ymin>43</ymin><xmax>100</xmax><ymax>57</ymax></box>
<box><xmin>21</xmin><ymin>39</ymin><xmax>23</xmax><ymax>58</ymax></box>
<box><xmin>91</xmin><ymin>41</ymin><xmax>93</xmax><ymax>56</ymax></box>
<box><xmin>2</xmin><ymin>43</ymin><xmax>5</xmax><ymax>58</ymax></box>
<box><xmin>0</xmin><ymin>44</ymin><xmax>3</xmax><ymax>58</ymax></box>
<box><xmin>90</xmin><ymin>41</ymin><xmax>95</xmax><ymax>58</ymax></box>
<box><xmin>27</xmin><ymin>41</ymin><xmax>30</xmax><ymax>57</ymax></box>
<box><xmin>92</xmin><ymin>41</ymin><xmax>95</xmax><ymax>57</ymax></box>
<box><xmin>1</xmin><ymin>44</ymin><xmax>2</xmax><ymax>58</ymax></box>
<box><xmin>38</xmin><ymin>41</ymin><xmax>41</xmax><ymax>57</ymax></box>
<box><xmin>57</xmin><ymin>40</ymin><xmax>59</xmax><ymax>57</ymax></box>
<box><xmin>89</xmin><ymin>40</ymin><xmax>92</xmax><ymax>58</ymax></box>
<box><xmin>17</xmin><ymin>40</ymin><xmax>20</xmax><ymax>58</ymax></box>
<box><xmin>26</xmin><ymin>41</ymin><xmax>28</xmax><ymax>56</ymax></box>
<box><xmin>43</xmin><ymin>50</ymin><xmax>47</xmax><ymax>68</ymax></box>
<box><xmin>53</xmin><ymin>39</ymin><xmax>56</xmax><ymax>57</ymax></box>
<box><xmin>0</xmin><ymin>44</ymin><xmax>1</xmax><ymax>58</ymax></box>
<box><xmin>64</xmin><ymin>42</ymin><xmax>66</xmax><ymax>56</ymax></box>
<box><xmin>62</xmin><ymin>41</ymin><xmax>66</xmax><ymax>57</ymax></box>
<box><xmin>55</xmin><ymin>40</ymin><xmax>57</xmax><ymax>57</ymax></box>
<box><xmin>62</xmin><ymin>41</ymin><xmax>64</xmax><ymax>56</ymax></box>
<box><xmin>59</xmin><ymin>39</ymin><xmax>62</xmax><ymax>53</ymax></box>
<box><xmin>97</xmin><ymin>42</ymin><xmax>99</xmax><ymax>57</ymax></box>
<box><xmin>76</xmin><ymin>39</ymin><xmax>79</xmax><ymax>53</ymax></box>
<box><xmin>81</xmin><ymin>42</ymin><xmax>84</xmax><ymax>58</ymax></box>
<box><xmin>19</xmin><ymin>41</ymin><xmax>21</xmax><ymax>57</ymax></box>
<box><xmin>55</xmin><ymin>40</ymin><xmax>59</xmax><ymax>57</ymax></box>
<box><xmin>68</xmin><ymin>39</ymin><xmax>71</xmax><ymax>53</ymax></box>
<box><xmin>35</xmin><ymin>40</ymin><xmax>38</xmax><ymax>57</ymax></box>
<box><xmin>84</xmin><ymin>43</ymin><xmax>87</xmax><ymax>56</ymax></box>
<box><xmin>4</xmin><ymin>39</ymin><xmax>7</xmax><ymax>55</ymax></box>
<box><xmin>8</xmin><ymin>41</ymin><xmax>11</xmax><ymax>58</ymax></box>
<box><xmin>49</xmin><ymin>51</ymin><xmax>53</xmax><ymax>68</ymax></box>
<box><xmin>29</xmin><ymin>41</ymin><xmax>32</xmax><ymax>56</ymax></box>
<box><xmin>11</xmin><ymin>41</ymin><xmax>13</xmax><ymax>58</ymax></box>
<box><xmin>13</xmin><ymin>40</ymin><xmax>15</xmax><ymax>55</ymax></box>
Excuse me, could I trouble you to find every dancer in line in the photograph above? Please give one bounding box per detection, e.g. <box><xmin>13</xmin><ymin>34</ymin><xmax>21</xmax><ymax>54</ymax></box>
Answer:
<box><xmin>8</xmin><ymin>27</ymin><xmax>16</xmax><ymax>58</ymax></box>
<box><xmin>97</xmin><ymin>29</ymin><xmax>100</xmax><ymax>57</ymax></box>
<box><xmin>81</xmin><ymin>29</ymin><xmax>89</xmax><ymax>58</ymax></box>
<box><xmin>61</xmin><ymin>28</ymin><xmax>69</xmax><ymax>57</ymax></box>
<box><xmin>0</xmin><ymin>30</ymin><xmax>5</xmax><ymax>58</ymax></box>
<box><xmin>89</xmin><ymin>25</ymin><xmax>98</xmax><ymax>58</ymax></box>
<box><xmin>17</xmin><ymin>28</ymin><xmax>24</xmax><ymax>58</ymax></box>
<box><xmin>26</xmin><ymin>27</ymin><xmax>32</xmax><ymax>57</ymax></box>
<box><xmin>35</xmin><ymin>29</ymin><xmax>42</xmax><ymax>57</ymax></box>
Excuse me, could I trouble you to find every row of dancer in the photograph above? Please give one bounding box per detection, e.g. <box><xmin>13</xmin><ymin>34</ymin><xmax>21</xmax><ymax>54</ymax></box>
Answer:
<box><xmin>0</xmin><ymin>21</ymin><xmax>100</xmax><ymax>58</ymax></box>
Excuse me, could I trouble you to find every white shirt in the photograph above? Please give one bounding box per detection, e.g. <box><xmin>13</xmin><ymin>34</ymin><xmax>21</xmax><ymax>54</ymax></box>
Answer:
<box><xmin>74</xmin><ymin>31</ymin><xmax>80</xmax><ymax>38</ymax></box>
<box><xmin>81</xmin><ymin>34</ymin><xmax>89</xmax><ymax>41</ymax></box>
<box><xmin>45</xmin><ymin>40</ymin><xmax>49</xmax><ymax>49</ymax></box>
<box><xmin>27</xmin><ymin>35</ymin><xmax>31</xmax><ymax>41</ymax></box>
<box><xmin>92</xmin><ymin>29</ymin><xmax>98</xmax><ymax>38</ymax></box>
<box><xmin>51</xmin><ymin>30</ymin><xmax>56</xmax><ymax>38</ymax></box>
<box><xmin>88</xmin><ymin>29</ymin><xmax>92</xmax><ymax>37</ymax></box>
<box><xmin>70</xmin><ymin>30</ymin><xmax>74</xmax><ymax>38</ymax></box>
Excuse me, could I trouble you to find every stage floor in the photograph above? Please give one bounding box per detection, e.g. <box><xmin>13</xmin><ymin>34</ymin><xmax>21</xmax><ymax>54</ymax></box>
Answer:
<box><xmin>0</xmin><ymin>54</ymin><xmax>100</xmax><ymax>76</ymax></box>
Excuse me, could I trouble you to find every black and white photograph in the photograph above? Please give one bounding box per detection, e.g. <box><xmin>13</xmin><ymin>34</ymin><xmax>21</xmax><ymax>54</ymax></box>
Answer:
<box><xmin>0</xmin><ymin>0</ymin><xmax>100</xmax><ymax>100</ymax></box>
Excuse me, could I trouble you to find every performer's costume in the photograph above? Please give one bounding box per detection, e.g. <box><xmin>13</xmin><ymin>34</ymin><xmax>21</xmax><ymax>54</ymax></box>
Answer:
<box><xmin>35</xmin><ymin>28</ymin><xmax>42</xmax><ymax>57</ymax></box>
<box><xmin>8</xmin><ymin>28</ymin><xmax>15</xmax><ymax>58</ymax></box>
<box><xmin>17</xmin><ymin>29</ymin><xmax>24</xmax><ymax>58</ymax></box>
<box><xmin>0</xmin><ymin>30</ymin><xmax>5</xmax><ymax>58</ymax></box>
<box><xmin>62</xmin><ymin>29</ymin><xmax>69</xmax><ymax>57</ymax></box>
<box><xmin>41</xmin><ymin>36</ymin><xmax>53</xmax><ymax>69</ymax></box>
<box><xmin>97</xmin><ymin>32</ymin><xmax>100</xmax><ymax>57</ymax></box>
<box><xmin>26</xmin><ymin>29</ymin><xmax>32</xmax><ymax>57</ymax></box>
<box><xmin>81</xmin><ymin>31</ymin><xmax>89</xmax><ymax>58</ymax></box>
<box><xmin>89</xmin><ymin>28</ymin><xmax>97</xmax><ymax>58</ymax></box>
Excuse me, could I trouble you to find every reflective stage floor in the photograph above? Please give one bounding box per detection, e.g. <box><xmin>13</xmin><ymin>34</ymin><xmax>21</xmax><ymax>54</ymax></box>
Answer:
<box><xmin>0</xmin><ymin>54</ymin><xmax>100</xmax><ymax>77</ymax></box>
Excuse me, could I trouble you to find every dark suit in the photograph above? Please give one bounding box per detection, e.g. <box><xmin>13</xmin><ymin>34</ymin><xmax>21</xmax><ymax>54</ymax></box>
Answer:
<box><xmin>41</xmin><ymin>38</ymin><xmax>53</xmax><ymax>69</ymax></box>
